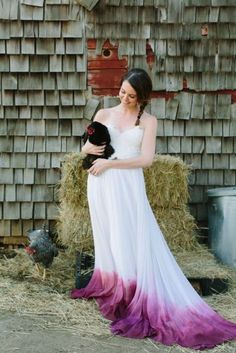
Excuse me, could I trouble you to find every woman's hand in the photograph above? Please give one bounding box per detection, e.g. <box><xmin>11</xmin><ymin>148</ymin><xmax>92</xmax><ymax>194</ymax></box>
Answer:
<box><xmin>82</xmin><ymin>140</ymin><xmax>105</xmax><ymax>155</ymax></box>
<box><xmin>88</xmin><ymin>158</ymin><xmax>111</xmax><ymax>176</ymax></box>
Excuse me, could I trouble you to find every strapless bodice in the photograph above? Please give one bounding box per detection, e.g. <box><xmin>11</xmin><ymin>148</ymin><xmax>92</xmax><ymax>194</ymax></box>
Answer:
<box><xmin>106</xmin><ymin>124</ymin><xmax>144</xmax><ymax>159</ymax></box>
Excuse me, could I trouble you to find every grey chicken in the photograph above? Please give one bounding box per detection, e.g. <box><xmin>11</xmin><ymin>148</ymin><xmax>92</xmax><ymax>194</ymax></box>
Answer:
<box><xmin>25</xmin><ymin>226</ymin><xmax>58</xmax><ymax>280</ymax></box>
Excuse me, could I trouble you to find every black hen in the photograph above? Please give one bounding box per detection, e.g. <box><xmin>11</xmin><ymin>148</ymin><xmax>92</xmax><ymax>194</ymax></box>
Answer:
<box><xmin>82</xmin><ymin>121</ymin><xmax>115</xmax><ymax>169</ymax></box>
<box><xmin>25</xmin><ymin>226</ymin><xmax>58</xmax><ymax>280</ymax></box>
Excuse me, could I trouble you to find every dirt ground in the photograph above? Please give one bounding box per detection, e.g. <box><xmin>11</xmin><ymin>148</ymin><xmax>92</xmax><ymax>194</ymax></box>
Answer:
<box><xmin>1</xmin><ymin>309</ymin><xmax>236</xmax><ymax>353</ymax></box>
<box><xmin>0</xmin><ymin>310</ymin><xmax>188</xmax><ymax>353</ymax></box>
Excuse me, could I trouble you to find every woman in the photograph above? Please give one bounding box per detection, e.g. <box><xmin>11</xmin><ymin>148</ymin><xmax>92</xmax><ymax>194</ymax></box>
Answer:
<box><xmin>71</xmin><ymin>68</ymin><xmax>236</xmax><ymax>350</ymax></box>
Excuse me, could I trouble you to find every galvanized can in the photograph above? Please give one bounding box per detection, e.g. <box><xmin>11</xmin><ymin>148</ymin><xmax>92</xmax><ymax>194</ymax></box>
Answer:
<box><xmin>207</xmin><ymin>187</ymin><xmax>236</xmax><ymax>268</ymax></box>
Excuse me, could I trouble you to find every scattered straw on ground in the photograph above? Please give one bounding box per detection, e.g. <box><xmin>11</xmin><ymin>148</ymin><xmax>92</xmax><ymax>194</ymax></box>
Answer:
<box><xmin>0</xmin><ymin>248</ymin><xmax>236</xmax><ymax>352</ymax></box>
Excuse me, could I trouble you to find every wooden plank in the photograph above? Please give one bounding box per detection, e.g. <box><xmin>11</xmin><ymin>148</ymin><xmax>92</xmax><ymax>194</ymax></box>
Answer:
<box><xmin>156</xmin><ymin>137</ymin><xmax>168</xmax><ymax>153</ymax></box>
<box><xmin>202</xmin><ymin>154</ymin><xmax>213</xmax><ymax>169</ymax></box>
<box><xmin>0</xmin><ymin>137</ymin><xmax>13</xmax><ymax>152</ymax></box>
<box><xmin>5</xmin><ymin>185</ymin><xmax>16</xmax><ymax>202</ymax></box>
<box><xmin>230</xmin><ymin>155</ymin><xmax>236</xmax><ymax>169</ymax></box>
<box><xmin>59</xmin><ymin>120</ymin><xmax>71</xmax><ymax>136</ymax></box>
<box><xmin>35</xmin><ymin>169</ymin><xmax>46</xmax><ymax>184</ymax></box>
<box><xmin>206</xmin><ymin>137</ymin><xmax>222</xmax><ymax>153</ymax></box>
<box><xmin>165</xmin><ymin>97</ymin><xmax>178</xmax><ymax>120</ymax></box>
<box><xmin>27</xmin><ymin>120</ymin><xmax>45</xmax><ymax>136</ymax></box>
<box><xmin>11</xmin><ymin>221</ymin><xmax>23</xmax><ymax>237</ymax></box>
<box><xmin>208</xmin><ymin>170</ymin><xmax>224</xmax><ymax>185</ymax></box>
<box><xmin>46</xmin><ymin>169</ymin><xmax>61</xmax><ymax>184</ymax></box>
<box><xmin>14</xmin><ymin>136</ymin><xmax>27</xmax><ymax>152</ymax></box>
<box><xmin>192</xmin><ymin>137</ymin><xmax>205</xmax><ymax>153</ymax></box>
<box><xmin>10</xmin><ymin>22</ymin><xmax>23</xmax><ymax>38</ymax></box>
<box><xmin>166</xmin><ymin>73</ymin><xmax>183</xmax><ymax>91</ymax></box>
<box><xmin>33</xmin><ymin>137</ymin><xmax>46</xmax><ymax>152</ymax></box>
<box><xmin>46</xmin><ymin>120</ymin><xmax>59</xmax><ymax>136</ymax></box>
<box><xmin>209</xmin><ymin>7</ymin><xmax>219</xmax><ymax>22</ymax></box>
<box><xmin>151</xmin><ymin>98</ymin><xmax>165</xmax><ymax>119</ymax></box>
<box><xmin>47</xmin><ymin>204</ymin><xmax>59</xmax><ymax>220</ymax></box>
<box><xmin>2</xmin><ymin>74</ymin><xmax>18</xmax><ymax>90</ymax></box>
<box><xmin>62</xmin><ymin>21</ymin><xmax>83</xmax><ymax>38</ymax></box>
<box><xmin>16</xmin><ymin>185</ymin><xmax>31</xmax><ymax>201</ymax></box>
<box><xmin>15</xmin><ymin>92</ymin><xmax>28</xmax><ymax>106</ymax></box>
<box><xmin>0</xmin><ymin>0</ymin><xmax>18</xmax><ymax>20</ymax></box>
<box><xmin>46</xmin><ymin>137</ymin><xmax>61</xmax><ymax>152</ymax></box>
<box><xmin>212</xmin><ymin>120</ymin><xmax>222</xmax><ymax>136</ymax></box>
<box><xmin>14</xmin><ymin>169</ymin><xmax>24</xmax><ymax>184</ymax></box>
<box><xmin>11</xmin><ymin>153</ymin><xmax>26</xmax><ymax>168</ymax></box>
<box><xmin>28</xmin><ymin>91</ymin><xmax>44</xmax><ymax>106</ymax></box>
<box><xmin>0</xmin><ymin>153</ymin><xmax>10</xmax><ymax>168</ymax></box>
<box><xmin>177</xmin><ymin>92</ymin><xmax>192</xmax><ymax>120</ymax></box>
<box><xmin>49</xmin><ymin>55</ymin><xmax>62</xmax><ymax>72</ymax></box>
<box><xmin>19</xmin><ymin>74</ymin><xmax>42</xmax><ymax>90</ymax></box>
<box><xmin>43</xmin><ymin>106</ymin><xmax>58</xmax><ymax>119</ymax></box>
<box><xmin>51</xmin><ymin>153</ymin><xmax>65</xmax><ymax>168</ymax></box>
<box><xmin>2</xmin><ymin>91</ymin><xmax>13</xmax><ymax>106</ymax></box>
<box><xmin>21</xmin><ymin>203</ymin><xmax>33</xmax><ymax>219</ymax></box>
<box><xmin>30</xmin><ymin>56</ymin><xmax>49</xmax><ymax>72</ymax></box>
<box><xmin>220</xmin><ymin>8</ymin><xmax>236</xmax><ymax>22</ymax></box>
<box><xmin>45</xmin><ymin>91</ymin><xmax>59</xmax><ymax>106</ymax></box>
<box><xmin>204</xmin><ymin>95</ymin><xmax>217</xmax><ymax>119</ymax></box>
<box><xmin>214</xmin><ymin>154</ymin><xmax>229</xmax><ymax>170</ymax></box>
<box><xmin>39</xmin><ymin>21</ymin><xmax>61</xmax><ymax>38</ymax></box>
<box><xmin>222</xmin><ymin>138</ymin><xmax>233</xmax><ymax>153</ymax></box>
<box><xmin>181</xmin><ymin>137</ymin><xmax>192</xmax><ymax>153</ymax></box>
<box><xmin>196</xmin><ymin>171</ymin><xmax>208</xmax><ymax>186</ymax></box>
<box><xmin>224</xmin><ymin>170</ymin><xmax>236</xmax><ymax>186</ymax></box>
<box><xmin>191</xmin><ymin>94</ymin><xmax>204</xmax><ymax>119</ymax></box>
<box><xmin>217</xmin><ymin>94</ymin><xmax>231</xmax><ymax>119</ymax></box>
<box><xmin>167</xmin><ymin>137</ymin><xmax>180</xmax><ymax>153</ymax></box>
<box><xmin>26</xmin><ymin>154</ymin><xmax>37</xmax><ymax>168</ymax></box>
<box><xmin>23</xmin><ymin>22</ymin><xmax>39</xmax><ymax>38</ymax></box>
<box><xmin>65</xmin><ymin>39</ymin><xmax>84</xmax><ymax>55</ymax></box>
<box><xmin>24</xmin><ymin>169</ymin><xmax>35</xmax><ymax>184</ymax></box>
<box><xmin>63</xmin><ymin>56</ymin><xmax>76</xmax><ymax>72</ymax></box>
<box><xmin>173</xmin><ymin>121</ymin><xmax>184</xmax><ymax>136</ymax></box>
<box><xmin>4</xmin><ymin>202</ymin><xmax>20</xmax><ymax>220</ymax></box>
<box><xmin>34</xmin><ymin>203</ymin><xmax>46</xmax><ymax>219</ymax></box>
<box><xmin>0</xmin><ymin>236</ymin><xmax>27</xmax><ymax>245</ymax></box>
<box><xmin>21</xmin><ymin>0</ymin><xmax>44</xmax><ymax>6</ymax></box>
<box><xmin>32</xmin><ymin>185</ymin><xmax>54</xmax><ymax>202</ymax></box>
<box><xmin>36</xmin><ymin>39</ymin><xmax>55</xmax><ymax>55</ymax></box>
<box><xmin>37</xmin><ymin>153</ymin><xmax>51</xmax><ymax>168</ymax></box>
<box><xmin>76</xmin><ymin>55</ymin><xmax>86</xmax><ymax>72</ymax></box>
<box><xmin>20</xmin><ymin>4</ymin><xmax>44</xmax><ymax>20</ymax></box>
<box><xmin>186</xmin><ymin>121</ymin><xmax>212</xmax><ymax>136</ymax></box>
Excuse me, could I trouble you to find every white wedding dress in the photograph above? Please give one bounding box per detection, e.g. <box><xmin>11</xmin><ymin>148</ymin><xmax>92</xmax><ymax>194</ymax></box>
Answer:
<box><xmin>71</xmin><ymin>123</ymin><xmax>236</xmax><ymax>350</ymax></box>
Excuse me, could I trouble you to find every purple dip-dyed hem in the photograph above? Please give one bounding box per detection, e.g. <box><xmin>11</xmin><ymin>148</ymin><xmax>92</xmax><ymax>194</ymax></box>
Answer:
<box><xmin>71</xmin><ymin>269</ymin><xmax>236</xmax><ymax>350</ymax></box>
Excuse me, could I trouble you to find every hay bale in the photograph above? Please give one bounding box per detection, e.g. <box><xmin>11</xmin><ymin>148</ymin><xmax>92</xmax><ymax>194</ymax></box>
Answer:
<box><xmin>144</xmin><ymin>154</ymin><xmax>190</xmax><ymax>208</ymax></box>
<box><xmin>56</xmin><ymin>153</ymin><xmax>197</xmax><ymax>252</ymax></box>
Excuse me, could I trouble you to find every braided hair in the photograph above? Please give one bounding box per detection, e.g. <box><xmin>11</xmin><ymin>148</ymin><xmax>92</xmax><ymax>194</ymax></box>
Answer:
<box><xmin>120</xmin><ymin>68</ymin><xmax>153</xmax><ymax>126</ymax></box>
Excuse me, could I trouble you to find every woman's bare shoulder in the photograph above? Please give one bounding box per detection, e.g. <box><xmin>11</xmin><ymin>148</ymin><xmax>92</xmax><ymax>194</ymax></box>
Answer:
<box><xmin>141</xmin><ymin>112</ymin><xmax>157</xmax><ymax>128</ymax></box>
<box><xmin>93</xmin><ymin>107</ymin><xmax>116</xmax><ymax>123</ymax></box>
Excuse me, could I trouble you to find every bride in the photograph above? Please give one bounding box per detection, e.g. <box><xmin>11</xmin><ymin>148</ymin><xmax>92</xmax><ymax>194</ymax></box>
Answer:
<box><xmin>71</xmin><ymin>68</ymin><xmax>236</xmax><ymax>350</ymax></box>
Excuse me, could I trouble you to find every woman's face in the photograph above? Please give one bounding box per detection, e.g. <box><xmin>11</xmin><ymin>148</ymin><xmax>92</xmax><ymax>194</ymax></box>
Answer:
<box><xmin>119</xmin><ymin>80</ymin><xmax>138</xmax><ymax>108</ymax></box>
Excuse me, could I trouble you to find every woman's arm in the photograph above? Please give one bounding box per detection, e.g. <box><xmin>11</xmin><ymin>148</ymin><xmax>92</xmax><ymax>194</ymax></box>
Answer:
<box><xmin>88</xmin><ymin>115</ymin><xmax>157</xmax><ymax>175</ymax></box>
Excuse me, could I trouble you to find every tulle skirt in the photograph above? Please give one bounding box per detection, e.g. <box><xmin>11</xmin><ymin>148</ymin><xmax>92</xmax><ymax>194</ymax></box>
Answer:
<box><xmin>71</xmin><ymin>168</ymin><xmax>236</xmax><ymax>350</ymax></box>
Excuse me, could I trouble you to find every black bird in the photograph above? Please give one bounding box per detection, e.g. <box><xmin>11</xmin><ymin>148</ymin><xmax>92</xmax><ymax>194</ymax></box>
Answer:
<box><xmin>25</xmin><ymin>226</ymin><xmax>58</xmax><ymax>280</ymax></box>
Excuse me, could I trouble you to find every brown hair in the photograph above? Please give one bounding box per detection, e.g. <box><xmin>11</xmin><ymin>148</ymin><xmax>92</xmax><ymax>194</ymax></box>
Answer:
<box><xmin>121</xmin><ymin>68</ymin><xmax>152</xmax><ymax>125</ymax></box>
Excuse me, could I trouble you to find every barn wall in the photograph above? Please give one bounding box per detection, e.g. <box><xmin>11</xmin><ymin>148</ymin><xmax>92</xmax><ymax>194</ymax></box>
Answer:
<box><xmin>0</xmin><ymin>0</ymin><xmax>235</xmax><ymax>243</ymax></box>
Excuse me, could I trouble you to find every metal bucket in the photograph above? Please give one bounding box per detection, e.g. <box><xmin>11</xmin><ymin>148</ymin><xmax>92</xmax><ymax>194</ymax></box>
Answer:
<box><xmin>207</xmin><ymin>187</ymin><xmax>236</xmax><ymax>268</ymax></box>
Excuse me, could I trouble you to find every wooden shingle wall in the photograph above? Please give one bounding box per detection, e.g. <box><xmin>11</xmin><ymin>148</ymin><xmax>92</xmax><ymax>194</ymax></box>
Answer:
<box><xmin>0</xmin><ymin>0</ymin><xmax>90</xmax><ymax>243</ymax></box>
<box><xmin>1</xmin><ymin>0</ymin><xmax>236</xmax><ymax>243</ymax></box>
<box><xmin>86</xmin><ymin>0</ymin><xmax>236</xmax><ymax>226</ymax></box>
